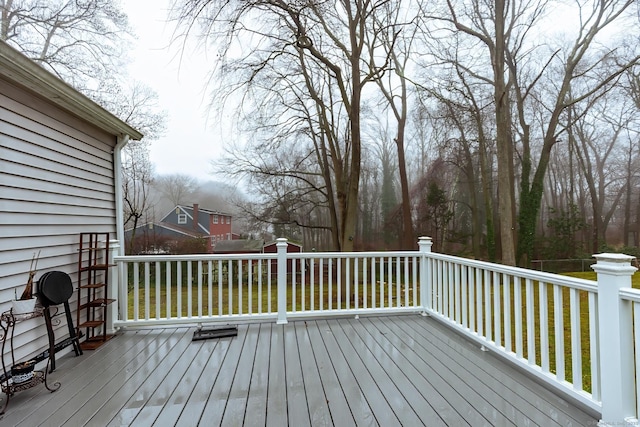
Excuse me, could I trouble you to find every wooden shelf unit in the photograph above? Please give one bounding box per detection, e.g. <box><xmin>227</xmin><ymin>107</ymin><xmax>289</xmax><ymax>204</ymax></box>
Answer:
<box><xmin>76</xmin><ymin>232</ymin><xmax>115</xmax><ymax>350</ymax></box>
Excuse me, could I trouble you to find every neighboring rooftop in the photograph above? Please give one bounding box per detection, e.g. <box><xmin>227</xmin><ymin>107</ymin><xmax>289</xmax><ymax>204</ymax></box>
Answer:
<box><xmin>213</xmin><ymin>239</ymin><xmax>265</xmax><ymax>254</ymax></box>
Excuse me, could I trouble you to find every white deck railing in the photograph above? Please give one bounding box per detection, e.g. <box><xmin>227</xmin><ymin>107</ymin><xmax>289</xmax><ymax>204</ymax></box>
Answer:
<box><xmin>110</xmin><ymin>237</ymin><xmax>640</xmax><ymax>426</ymax></box>
<box><xmin>112</xmin><ymin>239</ymin><xmax>421</xmax><ymax>327</ymax></box>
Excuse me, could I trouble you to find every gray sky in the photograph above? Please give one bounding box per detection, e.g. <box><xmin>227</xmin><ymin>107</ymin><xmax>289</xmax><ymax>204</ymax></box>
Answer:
<box><xmin>122</xmin><ymin>0</ymin><xmax>222</xmax><ymax>182</ymax></box>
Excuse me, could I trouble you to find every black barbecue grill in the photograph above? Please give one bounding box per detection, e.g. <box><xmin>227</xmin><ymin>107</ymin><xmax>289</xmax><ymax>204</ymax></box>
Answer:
<box><xmin>37</xmin><ymin>271</ymin><xmax>82</xmax><ymax>371</ymax></box>
<box><xmin>38</xmin><ymin>271</ymin><xmax>74</xmax><ymax>307</ymax></box>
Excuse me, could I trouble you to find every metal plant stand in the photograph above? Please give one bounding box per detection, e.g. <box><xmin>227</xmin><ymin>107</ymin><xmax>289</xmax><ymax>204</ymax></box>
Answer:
<box><xmin>0</xmin><ymin>310</ymin><xmax>60</xmax><ymax>415</ymax></box>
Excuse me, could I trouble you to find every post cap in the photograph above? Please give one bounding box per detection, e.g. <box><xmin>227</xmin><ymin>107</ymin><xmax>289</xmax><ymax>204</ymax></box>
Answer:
<box><xmin>593</xmin><ymin>253</ymin><xmax>636</xmax><ymax>264</ymax></box>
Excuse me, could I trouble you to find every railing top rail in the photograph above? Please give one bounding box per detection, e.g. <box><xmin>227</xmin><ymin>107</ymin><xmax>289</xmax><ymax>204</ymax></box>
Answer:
<box><xmin>287</xmin><ymin>251</ymin><xmax>419</xmax><ymax>259</ymax></box>
<box><xmin>114</xmin><ymin>250</ymin><xmax>420</xmax><ymax>263</ymax></box>
<box><xmin>619</xmin><ymin>287</ymin><xmax>640</xmax><ymax>303</ymax></box>
<box><xmin>114</xmin><ymin>253</ymin><xmax>277</xmax><ymax>262</ymax></box>
<box><xmin>426</xmin><ymin>252</ymin><xmax>598</xmax><ymax>293</ymax></box>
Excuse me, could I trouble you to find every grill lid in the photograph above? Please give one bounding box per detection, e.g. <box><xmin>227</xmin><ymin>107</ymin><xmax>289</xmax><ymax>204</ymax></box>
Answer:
<box><xmin>38</xmin><ymin>271</ymin><xmax>73</xmax><ymax>306</ymax></box>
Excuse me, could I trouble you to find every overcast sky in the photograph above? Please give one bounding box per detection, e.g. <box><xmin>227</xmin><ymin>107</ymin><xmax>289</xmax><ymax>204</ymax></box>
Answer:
<box><xmin>122</xmin><ymin>0</ymin><xmax>223</xmax><ymax>182</ymax></box>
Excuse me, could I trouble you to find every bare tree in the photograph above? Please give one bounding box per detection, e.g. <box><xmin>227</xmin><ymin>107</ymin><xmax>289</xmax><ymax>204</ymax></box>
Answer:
<box><xmin>122</xmin><ymin>140</ymin><xmax>154</xmax><ymax>254</ymax></box>
<box><xmin>1</xmin><ymin>0</ymin><xmax>131</xmax><ymax>89</ymax></box>
<box><xmin>155</xmin><ymin>173</ymin><xmax>198</xmax><ymax>206</ymax></box>
<box><xmin>105</xmin><ymin>81</ymin><xmax>167</xmax><ymax>251</ymax></box>
<box><xmin>173</xmin><ymin>0</ymin><xmax>401</xmax><ymax>251</ymax></box>
<box><xmin>571</xmin><ymin>93</ymin><xmax>639</xmax><ymax>251</ymax></box>
<box><xmin>371</xmin><ymin>1</ymin><xmax>418</xmax><ymax>249</ymax></box>
<box><xmin>428</xmin><ymin>0</ymin><xmax>639</xmax><ymax>264</ymax></box>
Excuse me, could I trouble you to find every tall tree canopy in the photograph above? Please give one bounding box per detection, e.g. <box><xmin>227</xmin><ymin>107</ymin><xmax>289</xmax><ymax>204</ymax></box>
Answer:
<box><xmin>173</xmin><ymin>0</ymin><xmax>639</xmax><ymax>262</ymax></box>
<box><xmin>173</xmin><ymin>0</ymin><xmax>407</xmax><ymax>251</ymax></box>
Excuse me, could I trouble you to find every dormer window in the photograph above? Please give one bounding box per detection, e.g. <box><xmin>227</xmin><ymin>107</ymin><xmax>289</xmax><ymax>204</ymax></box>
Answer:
<box><xmin>178</xmin><ymin>214</ymin><xmax>187</xmax><ymax>224</ymax></box>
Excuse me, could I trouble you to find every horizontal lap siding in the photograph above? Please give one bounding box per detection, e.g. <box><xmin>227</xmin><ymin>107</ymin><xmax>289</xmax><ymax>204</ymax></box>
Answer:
<box><xmin>0</xmin><ymin>77</ymin><xmax>118</xmax><ymax>363</ymax></box>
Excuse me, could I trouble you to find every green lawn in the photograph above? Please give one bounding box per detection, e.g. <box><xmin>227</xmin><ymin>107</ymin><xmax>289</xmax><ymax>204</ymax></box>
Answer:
<box><xmin>127</xmin><ymin>278</ymin><xmax>414</xmax><ymax>319</ymax></box>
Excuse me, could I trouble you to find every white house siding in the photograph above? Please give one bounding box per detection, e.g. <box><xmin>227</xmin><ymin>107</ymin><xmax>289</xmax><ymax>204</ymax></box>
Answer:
<box><xmin>0</xmin><ymin>77</ymin><xmax>117</xmax><ymax>363</ymax></box>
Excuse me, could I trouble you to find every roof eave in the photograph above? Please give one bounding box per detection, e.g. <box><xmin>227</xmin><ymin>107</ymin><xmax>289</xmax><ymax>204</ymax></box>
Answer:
<box><xmin>0</xmin><ymin>41</ymin><xmax>144</xmax><ymax>141</ymax></box>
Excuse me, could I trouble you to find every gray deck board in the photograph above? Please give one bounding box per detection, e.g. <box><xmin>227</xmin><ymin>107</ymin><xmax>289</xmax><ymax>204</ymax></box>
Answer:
<box><xmin>304</xmin><ymin>320</ymin><xmax>358</xmax><ymax>427</ymax></box>
<box><xmin>173</xmin><ymin>333</ymin><xmax>232</xmax><ymax>427</ymax></box>
<box><xmin>101</xmin><ymin>328</ymin><xmax>194</xmax><ymax>426</ymax></box>
<box><xmin>150</xmin><ymin>336</ymin><xmax>219</xmax><ymax>426</ymax></box>
<box><xmin>314</xmin><ymin>320</ymin><xmax>379</xmax><ymax>426</ymax></box>
<box><xmin>405</xmin><ymin>316</ymin><xmax>596</xmax><ymax>426</ymax></box>
<box><xmin>0</xmin><ymin>314</ymin><xmax>600</xmax><ymax>427</ymax></box>
<box><xmin>38</xmin><ymin>329</ymin><xmax>165</xmax><ymax>427</ymax></box>
<box><xmin>343</xmin><ymin>318</ymin><xmax>447</xmax><ymax>426</ymax></box>
<box><xmin>380</xmin><ymin>317</ymin><xmax>514</xmax><ymax>426</ymax></box>
<box><xmin>118</xmin><ymin>330</ymin><xmax>208</xmax><ymax>426</ymax></box>
<box><xmin>221</xmin><ymin>323</ymin><xmax>260</xmax><ymax>426</ymax></box>
<box><xmin>243</xmin><ymin>323</ymin><xmax>270</xmax><ymax>427</ymax></box>
<box><xmin>65</xmin><ymin>328</ymin><xmax>187</xmax><ymax>426</ymax></box>
<box><xmin>283</xmin><ymin>321</ymin><xmax>310</xmax><ymax>426</ymax></box>
<box><xmin>266</xmin><ymin>324</ymin><xmax>288</xmax><ymax>427</ymax></box>
<box><xmin>354</xmin><ymin>318</ymin><xmax>458</xmax><ymax>425</ymax></box>
<box><xmin>326</xmin><ymin>318</ymin><xmax>424</xmax><ymax>426</ymax></box>
<box><xmin>198</xmin><ymin>322</ymin><xmax>248</xmax><ymax>426</ymax></box>
<box><xmin>366</xmin><ymin>317</ymin><xmax>490</xmax><ymax>425</ymax></box>
<box><xmin>1</xmin><ymin>328</ymin><xmax>151</xmax><ymax>426</ymax></box>
<box><xmin>294</xmin><ymin>322</ymin><xmax>333</xmax><ymax>426</ymax></box>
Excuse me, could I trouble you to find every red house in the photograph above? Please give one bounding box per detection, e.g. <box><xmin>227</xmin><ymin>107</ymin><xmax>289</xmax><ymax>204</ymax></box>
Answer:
<box><xmin>126</xmin><ymin>204</ymin><xmax>235</xmax><ymax>253</ymax></box>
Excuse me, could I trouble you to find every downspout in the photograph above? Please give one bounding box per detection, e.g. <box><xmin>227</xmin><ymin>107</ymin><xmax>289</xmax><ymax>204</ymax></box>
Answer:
<box><xmin>109</xmin><ymin>134</ymin><xmax>129</xmax><ymax>332</ymax></box>
<box><xmin>114</xmin><ymin>134</ymin><xmax>130</xmax><ymax>256</ymax></box>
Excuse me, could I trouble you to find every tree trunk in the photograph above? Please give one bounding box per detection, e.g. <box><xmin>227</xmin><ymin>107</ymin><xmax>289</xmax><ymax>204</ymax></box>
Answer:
<box><xmin>396</xmin><ymin>121</ymin><xmax>414</xmax><ymax>250</ymax></box>
<box><xmin>493</xmin><ymin>0</ymin><xmax>516</xmax><ymax>265</ymax></box>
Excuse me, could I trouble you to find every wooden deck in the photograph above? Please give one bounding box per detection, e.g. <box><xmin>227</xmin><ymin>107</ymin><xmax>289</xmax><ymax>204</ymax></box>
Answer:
<box><xmin>0</xmin><ymin>314</ymin><xmax>599</xmax><ymax>426</ymax></box>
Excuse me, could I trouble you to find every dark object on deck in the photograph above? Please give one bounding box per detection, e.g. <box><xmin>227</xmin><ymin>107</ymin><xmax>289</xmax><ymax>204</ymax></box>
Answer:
<box><xmin>37</xmin><ymin>271</ymin><xmax>83</xmax><ymax>371</ymax></box>
<box><xmin>192</xmin><ymin>326</ymin><xmax>238</xmax><ymax>341</ymax></box>
<box><xmin>38</xmin><ymin>271</ymin><xmax>74</xmax><ymax>306</ymax></box>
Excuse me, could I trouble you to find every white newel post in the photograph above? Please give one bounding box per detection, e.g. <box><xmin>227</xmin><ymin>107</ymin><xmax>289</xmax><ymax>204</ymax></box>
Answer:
<box><xmin>276</xmin><ymin>238</ymin><xmax>288</xmax><ymax>325</ymax></box>
<box><xmin>592</xmin><ymin>253</ymin><xmax>637</xmax><ymax>426</ymax></box>
<box><xmin>418</xmin><ymin>237</ymin><xmax>433</xmax><ymax>314</ymax></box>
<box><xmin>108</xmin><ymin>239</ymin><xmax>120</xmax><ymax>334</ymax></box>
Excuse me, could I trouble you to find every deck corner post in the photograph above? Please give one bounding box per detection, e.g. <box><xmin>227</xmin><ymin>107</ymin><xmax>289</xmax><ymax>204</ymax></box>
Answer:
<box><xmin>592</xmin><ymin>253</ymin><xmax>637</xmax><ymax>425</ymax></box>
<box><xmin>108</xmin><ymin>239</ymin><xmax>121</xmax><ymax>334</ymax></box>
<box><xmin>418</xmin><ymin>237</ymin><xmax>433</xmax><ymax>313</ymax></box>
<box><xmin>276</xmin><ymin>238</ymin><xmax>288</xmax><ymax>324</ymax></box>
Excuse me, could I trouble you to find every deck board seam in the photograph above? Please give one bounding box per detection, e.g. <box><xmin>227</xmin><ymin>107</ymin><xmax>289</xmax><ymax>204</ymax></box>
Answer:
<box><xmin>332</xmin><ymin>318</ymin><xmax>426</xmax><ymax>426</ymax></box>
<box><xmin>130</xmin><ymin>330</ymin><xmax>211</xmax><ymax>426</ymax></box>
<box><xmin>345</xmin><ymin>317</ymin><xmax>448</xmax><ymax>426</ymax></box>
<box><xmin>172</xmin><ymin>328</ymin><xmax>235</xmax><ymax>427</ymax></box>
<box><xmin>200</xmin><ymin>322</ymin><xmax>251</xmax><ymax>425</ymax></box>
<box><xmin>369</xmin><ymin>317</ymin><xmax>492</xmax><ymax>425</ymax></box>
<box><xmin>4</xmin><ymin>329</ymin><xmax>152</xmax><ymax>425</ymax></box>
<box><xmin>325</xmin><ymin>318</ymin><xmax>402</xmax><ymax>426</ymax></box>
<box><xmin>305</xmin><ymin>320</ymin><xmax>359</xmax><ymax>427</ymax></box>
<box><xmin>43</xmin><ymin>328</ymin><xmax>183</xmax><ymax>426</ymax></box>
<box><xmin>357</xmin><ymin>316</ymin><xmax>469</xmax><ymax>426</ymax></box>
<box><xmin>405</xmin><ymin>316</ymin><xmax>591</xmax><ymax>425</ymax></box>
<box><xmin>151</xmin><ymin>335</ymin><xmax>221</xmax><ymax>426</ymax></box>
<box><xmin>393</xmin><ymin>316</ymin><xmax>526</xmax><ymax>425</ymax></box>
<box><xmin>316</xmin><ymin>319</ymin><xmax>380</xmax><ymax>427</ymax></box>
<box><xmin>91</xmin><ymin>328</ymin><xmax>195</xmax><ymax>426</ymax></box>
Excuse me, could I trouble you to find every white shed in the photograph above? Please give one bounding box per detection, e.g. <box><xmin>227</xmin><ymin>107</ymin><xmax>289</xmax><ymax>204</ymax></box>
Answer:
<box><xmin>0</xmin><ymin>40</ymin><xmax>143</xmax><ymax>363</ymax></box>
